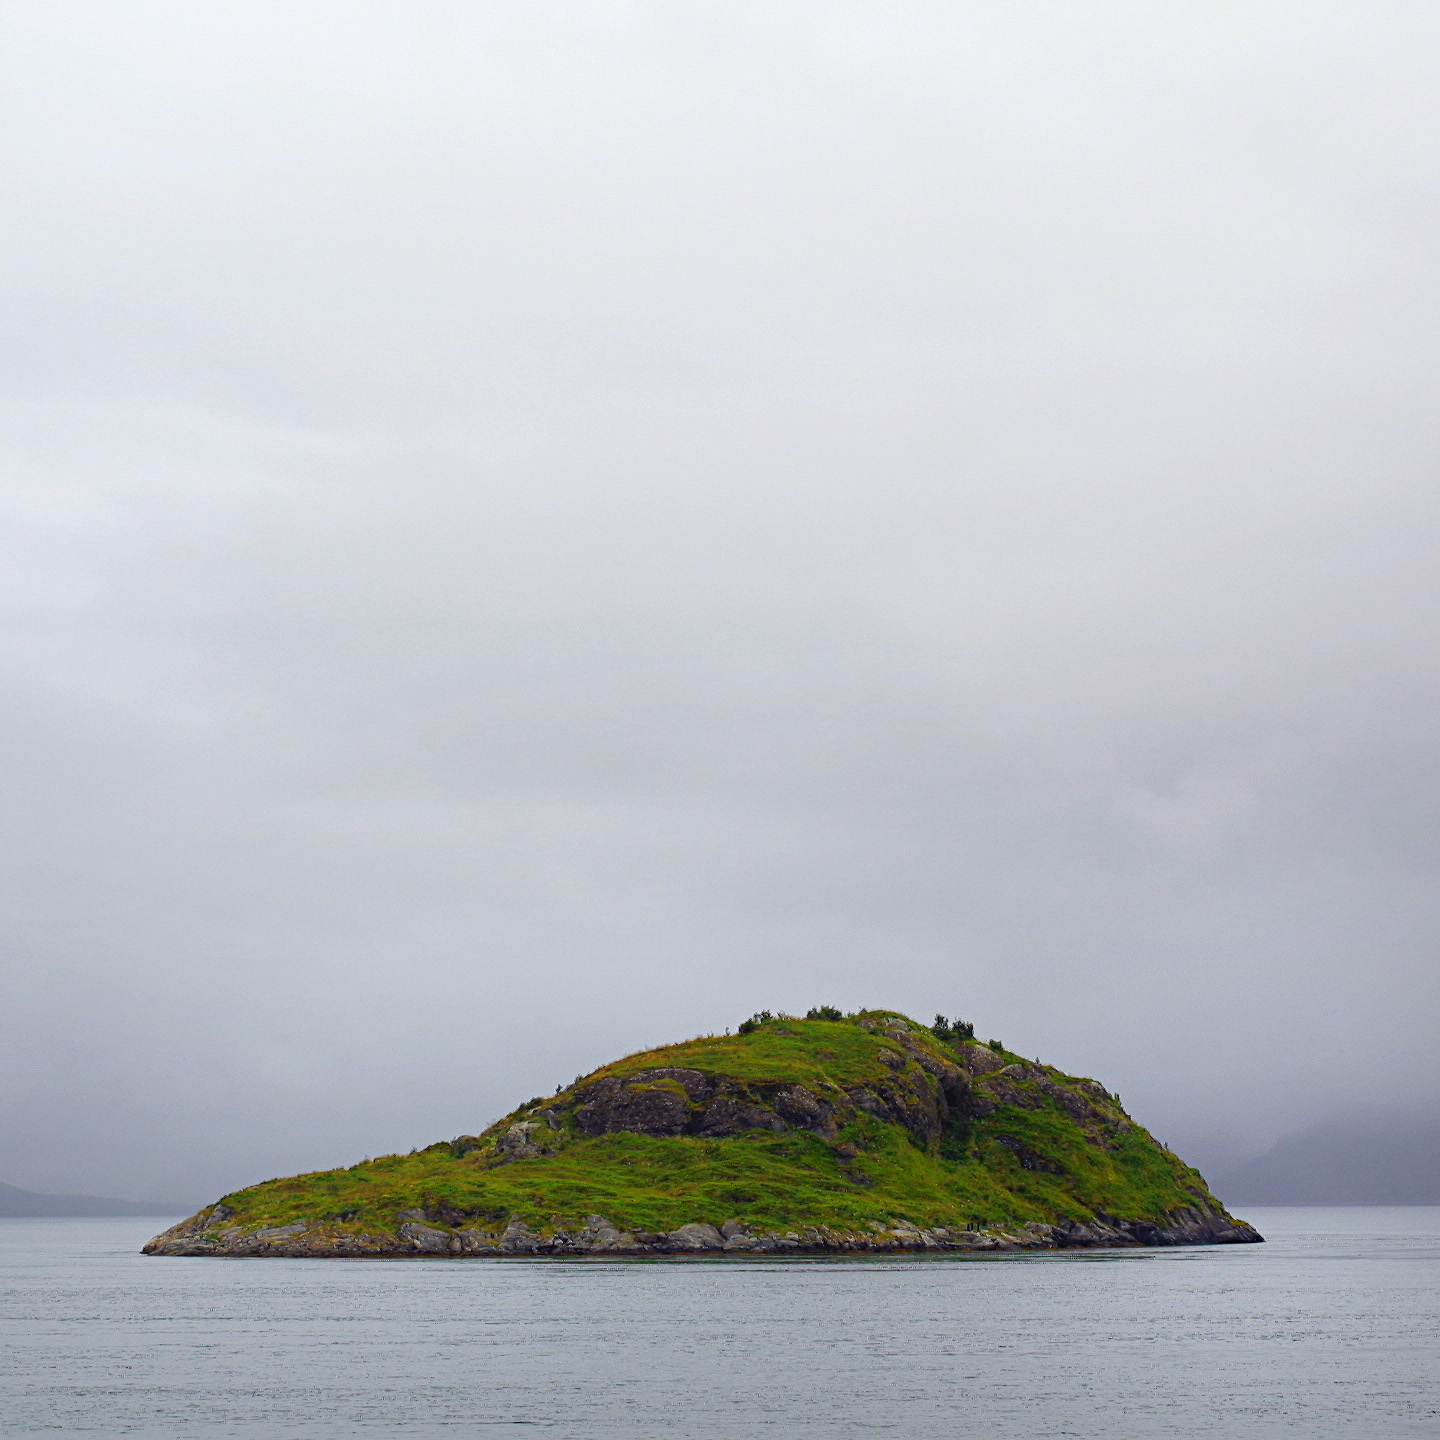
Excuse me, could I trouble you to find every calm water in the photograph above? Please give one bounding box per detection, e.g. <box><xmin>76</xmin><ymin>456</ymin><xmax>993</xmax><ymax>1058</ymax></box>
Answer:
<box><xmin>0</xmin><ymin>1208</ymin><xmax>1436</xmax><ymax>1438</ymax></box>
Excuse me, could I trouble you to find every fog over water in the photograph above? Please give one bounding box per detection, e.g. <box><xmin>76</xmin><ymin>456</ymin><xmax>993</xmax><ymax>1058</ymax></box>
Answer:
<box><xmin>2</xmin><ymin>3</ymin><xmax>1438</xmax><ymax>1203</ymax></box>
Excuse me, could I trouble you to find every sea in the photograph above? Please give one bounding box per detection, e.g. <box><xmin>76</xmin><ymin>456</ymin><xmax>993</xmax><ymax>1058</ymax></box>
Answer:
<box><xmin>0</xmin><ymin>1207</ymin><xmax>1435</xmax><ymax>1438</ymax></box>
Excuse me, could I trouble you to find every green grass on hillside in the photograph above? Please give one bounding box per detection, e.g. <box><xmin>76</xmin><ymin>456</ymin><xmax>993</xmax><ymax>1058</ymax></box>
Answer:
<box><xmin>205</xmin><ymin>1011</ymin><xmax>1221</xmax><ymax>1238</ymax></box>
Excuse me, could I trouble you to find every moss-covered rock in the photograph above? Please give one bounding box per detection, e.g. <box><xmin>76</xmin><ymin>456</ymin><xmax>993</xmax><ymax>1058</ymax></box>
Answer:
<box><xmin>143</xmin><ymin>1010</ymin><xmax>1261</xmax><ymax>1257</ymax></box>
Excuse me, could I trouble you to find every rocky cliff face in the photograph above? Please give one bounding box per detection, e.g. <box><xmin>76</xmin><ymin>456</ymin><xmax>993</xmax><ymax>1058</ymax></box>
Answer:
<box><xmin>144</xmin><ymin>1010</ymin><xmax>1262</xmax><ymax>1257</ymax></box>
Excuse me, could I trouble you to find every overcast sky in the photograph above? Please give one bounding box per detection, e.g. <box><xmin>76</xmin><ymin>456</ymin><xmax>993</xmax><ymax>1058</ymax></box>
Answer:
<box><xmin>3</xmin><ymin>1</ymin><xmax>1438</xmax><ymax>1203</ymax></box>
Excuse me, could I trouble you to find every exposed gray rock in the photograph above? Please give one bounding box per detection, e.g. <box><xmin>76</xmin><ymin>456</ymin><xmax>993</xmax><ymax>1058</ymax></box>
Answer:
<box><xmin>590</xmin><ymin>1231</ymin><xmax>637</xmax><ymax>1252</ymax></box>
<box><xmin>1034</xmin><ymin>1078</ymin><xmax>1113</xmax><ymax>1127</ymax></box>
<box><xmin>980</xmin><ymin>1072</ymin><xmax>1047</xmax><ymax>1110</ymax></box>
<box><xmin>576</xmin><ymin>1214</ymin><xmax>636</xmax><ymax>1251</ymax></box>
<box><xmin>575</xmin><ymin>1076</ymin><xmax>693</xmax><ymax>1137</ymax></box>
<box><xmin>491</xmin><ymin>1121</ymin><xmax>555</xmax><ymax>1162</ymax></box>
<box><xmin>252</xmin><ymin>1222</ymin><xmax>308</xmax><ymax>1241</ymax></box>
<box><xmin>398</xmin><ymin>1222</ymin><xmax>452</xmax><ymax>1253</ymax></box>
<box><xmin>637</xmin><ymin>1068</ymin><xmax>717</xmax><ymax>1100</ymax></box>
<box><xmin>665</xmin><ymin>1222</ymin><xmax>725</xmax><ymax>1250</ymax></box>
<box><xmin>956</xmin><ymin>1042</ymin><xmax>1008</xmax><ymax>1075</ymax></box>
<box><xmin>696</xmin><ymin>1087</ymin><xmax>788</xmax><ymax>1136</ymax></box>
<box><xmin>557</xmin><ymin>1054</ymin><xmax>967</xmax><ymax>1154</ymax></box>
<box><xmin>456</xmin><ymin>1227</ymin><xmax>499</xmax><ymax>1252</ymax></box>
<box><xmin>498</xmin><ymin>1218</ymin><xmax>547</xmax><ymax>1254</ymax></box>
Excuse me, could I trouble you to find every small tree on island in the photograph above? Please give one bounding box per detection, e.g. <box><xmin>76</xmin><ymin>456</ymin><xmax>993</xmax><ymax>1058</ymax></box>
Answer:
<box><xmin>931</xmin><ymin>1014</ymin><xmax>976</xmax><ymax>1043</ymax></box>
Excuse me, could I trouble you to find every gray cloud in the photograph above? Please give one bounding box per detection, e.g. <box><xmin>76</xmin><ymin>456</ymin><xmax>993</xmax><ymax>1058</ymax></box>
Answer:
<box><xmin>2</xmin><ymin>1</ymin><xmax>1437</xmax><ymax>1200</ymax></box>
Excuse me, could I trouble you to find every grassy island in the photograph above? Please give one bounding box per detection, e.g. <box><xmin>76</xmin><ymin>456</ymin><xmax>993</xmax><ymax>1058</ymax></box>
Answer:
<box><xmin>145</xmin><ymin>1009</ymin><xmax>1260</xmax><ymax>1256</ymax></box>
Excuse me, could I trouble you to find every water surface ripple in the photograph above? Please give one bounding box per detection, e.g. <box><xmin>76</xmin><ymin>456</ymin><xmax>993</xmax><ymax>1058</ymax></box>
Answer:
<box><xmin>1</xmin><ymin>1207</ymin><xmax>1436</xmax><ymax>1437</ymax></box>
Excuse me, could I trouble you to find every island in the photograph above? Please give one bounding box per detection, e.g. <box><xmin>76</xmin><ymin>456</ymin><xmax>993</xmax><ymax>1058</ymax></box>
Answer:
<box><xmin>144</xmin><ymin>1009</ymin><xmax>1261</xmax><ymax>1257</ymax></box>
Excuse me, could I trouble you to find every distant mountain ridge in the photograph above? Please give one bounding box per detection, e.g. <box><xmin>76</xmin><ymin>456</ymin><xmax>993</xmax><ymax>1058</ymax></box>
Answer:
<box><xmin>0</xmin><ymin>1181</ymin><xmax>189</xmax><ymax>1217</ymax></box>
<box><xmin>1208</xmin><ymin>1112</ymin><xmax>1440</xmax><ymax>1205</ymax></box>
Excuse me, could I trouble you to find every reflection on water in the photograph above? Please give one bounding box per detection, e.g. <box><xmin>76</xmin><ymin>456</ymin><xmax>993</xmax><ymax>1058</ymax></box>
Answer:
<box><xmin>1</xmin><ymin>1207</ymin><xmax>1437</xmax><ymax>1438</ymax></box>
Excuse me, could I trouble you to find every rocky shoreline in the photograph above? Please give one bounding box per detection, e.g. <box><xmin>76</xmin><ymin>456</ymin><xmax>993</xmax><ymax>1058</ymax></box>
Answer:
<box><xmin>144</xmin><ymin>1203</ymin><xmax>1261</xmax><ymax>1258</ymax></box>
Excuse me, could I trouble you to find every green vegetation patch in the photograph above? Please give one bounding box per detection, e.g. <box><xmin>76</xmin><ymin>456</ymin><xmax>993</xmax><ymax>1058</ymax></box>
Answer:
<box><xmin>206</xmin><ymin>1009</ymin><xmax>1232</xmax><ymax>1239</ymax></box>
<box><xmin>599</xmin><ymin>1018</ymin><xmax>902</xmax><ymax>1090</ymax></box>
